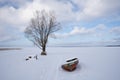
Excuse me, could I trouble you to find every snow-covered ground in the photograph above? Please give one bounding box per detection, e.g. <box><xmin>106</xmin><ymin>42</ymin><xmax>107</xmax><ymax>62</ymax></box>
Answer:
<box><xmin>0</xmin><ymin>47</ymin><xmax>120</xmax><ymax>80</ymax></box>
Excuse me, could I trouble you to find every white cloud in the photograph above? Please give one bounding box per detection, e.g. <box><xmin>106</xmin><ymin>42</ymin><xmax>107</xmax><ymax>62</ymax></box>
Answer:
<box><xmin>70</xmin><ymin>27</ymin><xmax>94</xmax><ymax>35</ymax></box>
<box><xmin>113</xmin><ymin>37</ymin><xmax>120</xmax><ymax>43</ymax></box>
<box><xmin>72</xmin><ymin>0</ymin><xmax>120</xmax><ymax>21</ymax></box>
<box><xmin>0</xmin><ymin>36</ymin><xmax>20</xmax><ymax>42</ymax></box>
<box><xmin>0</xmin><ymin>27</ymin><xmax>21</xmax><ymax>42</ymax></box>
<box><xmin>110</xmin><ymin>27</ymin><xmax>120</xmax><ymax>35</ymax></box>
<box><xmin>0</xmin><ymin>0</ymin><xmax>120</xmax><ymax>43</ymax></box>
<box><xmin>0</xmin><ymin>0</ymin><xmax>120</xmax><ymax>30</ymax></box>
<box><xmin>0</xmin><ymin>0</ymin><xmax>32</xmax><ymax>8</ymax></box>
<box><xmin>55</xmin><ymin>24</ymin><xmax>107</xmax><ymax>38</ymax></box>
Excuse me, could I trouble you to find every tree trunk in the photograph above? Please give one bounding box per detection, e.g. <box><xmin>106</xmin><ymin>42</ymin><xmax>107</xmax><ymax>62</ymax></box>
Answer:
<box><xmin>41</xmin><ymin>45</ymin><xmax>47</xmax><ymax>55</ymax></box>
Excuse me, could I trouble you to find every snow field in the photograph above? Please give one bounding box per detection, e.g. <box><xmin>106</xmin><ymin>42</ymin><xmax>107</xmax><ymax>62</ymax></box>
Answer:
<box><xmin>0</xmin><ymin>47</ymin><xmax>120</xmax><ymax>80</ymax></box>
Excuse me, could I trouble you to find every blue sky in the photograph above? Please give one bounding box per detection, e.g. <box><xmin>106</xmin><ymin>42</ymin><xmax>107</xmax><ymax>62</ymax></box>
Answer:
<box><xmin>0</xmin><ymin>0</ymin><xmax>120</xmax><ymax>47</ymax></box>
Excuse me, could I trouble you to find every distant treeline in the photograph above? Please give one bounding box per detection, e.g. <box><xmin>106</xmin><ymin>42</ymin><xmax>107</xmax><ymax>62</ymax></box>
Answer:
<box><xmin>106</xmin><ymin>45</ymin><xmax>120</xmax><ymax>47</ymax></box>
<box><xmin>0</xmin><ymin>48</ymin><xmax>21</xmax><ymax>51</ymax></box>
<box><xmin>48</xmin><ymin>45</ymin><xmax>120</xmax><ymax>47</ymax></box>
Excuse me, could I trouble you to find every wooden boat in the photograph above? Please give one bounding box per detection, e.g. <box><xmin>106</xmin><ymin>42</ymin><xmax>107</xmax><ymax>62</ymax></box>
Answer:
<box><xmin>61</xmin><ymin>58</ymin><xmax>79</xmax><ymax>71</ymax></box>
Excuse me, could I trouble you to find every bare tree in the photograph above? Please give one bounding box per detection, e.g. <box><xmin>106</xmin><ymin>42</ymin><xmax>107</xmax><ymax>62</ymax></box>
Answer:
<box><xmin>24</xmin><ymin>10</ymin><xmax>60</xmax><ymax>55</ymax></box>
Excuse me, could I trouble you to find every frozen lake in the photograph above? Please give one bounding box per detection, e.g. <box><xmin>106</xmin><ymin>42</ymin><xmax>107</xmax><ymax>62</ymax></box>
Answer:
<box><xmin>0</xmin><ymin>47</ymin><xmax>120</xmax><ymax>80</ymax></box>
